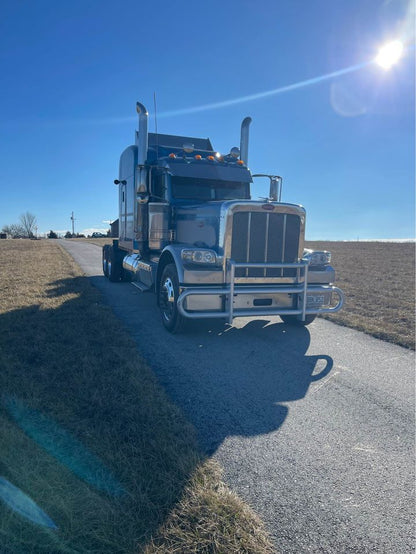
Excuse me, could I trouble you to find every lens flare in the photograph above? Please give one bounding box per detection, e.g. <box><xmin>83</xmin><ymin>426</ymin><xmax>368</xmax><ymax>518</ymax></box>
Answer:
<box><xmin>0</xmin><ymin>477</ymin><xmax>58</xmax><ymax>529</ymax></box>
<box><xmin>375</xmin><ymin>40</ymin><xmax>404</xmax><ymax>69</ymax></box>
<box><xmin>160</xmin><ymin>61</ymin><xmax>370</xmax><ymax>118</ymax></box>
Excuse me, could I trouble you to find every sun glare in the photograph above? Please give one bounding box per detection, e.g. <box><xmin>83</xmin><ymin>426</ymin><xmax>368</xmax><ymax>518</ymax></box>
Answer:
<box><xmin>375</xmin><ymin>40</ymin><xmax>404</xmax><ymax>70</ymax></box>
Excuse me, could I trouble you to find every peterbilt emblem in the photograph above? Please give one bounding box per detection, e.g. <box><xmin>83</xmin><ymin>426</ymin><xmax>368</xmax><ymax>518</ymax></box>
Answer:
<box><xmin>261</xmin><ymin>204</ymin><xmax>275</xmax><ymax>211</ymax></box>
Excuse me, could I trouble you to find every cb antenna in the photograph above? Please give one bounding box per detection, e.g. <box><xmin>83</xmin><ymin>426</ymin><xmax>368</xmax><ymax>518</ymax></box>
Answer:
<box><xmin>153</xmin><ymin>91</ymin><xmax>159</xmax><ymax>159</ymax></box>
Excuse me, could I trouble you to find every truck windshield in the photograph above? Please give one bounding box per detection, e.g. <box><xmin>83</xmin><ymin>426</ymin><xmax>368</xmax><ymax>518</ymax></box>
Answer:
<box><xmin>171</xmin><ymin>176</ymin><xmax>249</xmax><ymax>200</ymax></box>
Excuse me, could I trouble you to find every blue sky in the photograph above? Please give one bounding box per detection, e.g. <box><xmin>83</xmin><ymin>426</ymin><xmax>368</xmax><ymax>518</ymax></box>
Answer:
<box><xmin>0</xmin><ymin>0</ymin><xmax>414</xmax><ymax>239</ymax></box>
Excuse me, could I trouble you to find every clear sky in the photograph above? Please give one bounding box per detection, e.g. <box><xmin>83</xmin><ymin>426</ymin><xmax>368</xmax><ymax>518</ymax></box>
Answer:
<box><xmin>0</xmin><ymin>0</ymin><xmax>414</xmax><ymax>239</ymax></box>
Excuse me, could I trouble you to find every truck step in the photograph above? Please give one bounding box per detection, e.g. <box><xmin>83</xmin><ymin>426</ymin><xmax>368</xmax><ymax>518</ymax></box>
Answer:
<box><xmin>131</xmin><ymin>281</ymin><xmax>151</xmax><ymax>293</ymax></box>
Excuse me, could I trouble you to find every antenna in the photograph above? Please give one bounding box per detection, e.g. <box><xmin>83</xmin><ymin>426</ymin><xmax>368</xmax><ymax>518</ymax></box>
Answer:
<box><xmin>154</xmin><ymin>91</ymin><xmax>159</xmax><ymax>159</ymax></box>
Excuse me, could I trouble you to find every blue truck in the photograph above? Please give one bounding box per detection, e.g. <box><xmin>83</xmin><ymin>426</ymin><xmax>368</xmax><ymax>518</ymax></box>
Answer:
<box><xmin>102</xmin><ymin>101</ymin><xmax>344</xmax><ymax>332</ymax></box>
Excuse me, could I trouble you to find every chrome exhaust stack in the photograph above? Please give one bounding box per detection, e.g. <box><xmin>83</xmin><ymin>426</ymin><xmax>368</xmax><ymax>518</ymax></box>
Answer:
<box><xmin>240</xmin><ymin>116</ymin><xmax>252</xmax><ymax>165</ymax></box>
<box><xmin>136</xmin><ymin>102</ymin><xmax>148</xmax><ymax>165</ymax></box>
<box><xmin>135</xmin><ymin>102</ymin><xmax>149</xmax><ymax>252</ymax></box>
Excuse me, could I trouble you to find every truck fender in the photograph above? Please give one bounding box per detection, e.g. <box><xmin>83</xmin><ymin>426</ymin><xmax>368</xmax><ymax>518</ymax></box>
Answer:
<box><xmin>156</xmin><ymin>245</ymin><xmax>186</xmax><ymax>301</ymax></box>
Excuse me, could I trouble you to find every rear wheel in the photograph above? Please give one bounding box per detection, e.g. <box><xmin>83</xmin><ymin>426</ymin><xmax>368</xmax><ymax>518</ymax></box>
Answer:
<box><xmin>281</xmin><ymin>314</ymin><xmax>316</xmax><ymax>326</ymax></box>
<box><xmin>158</xmin><ymin>264</ymin><xmax>185</xmax><ymax>333</ymax></box>
<box><xmin>108</xmin><ymin>245</ymin><xmax>122</xmax><ymax>282</ymax></box>
<box><xmin>102</xmin><ymin>245</ymin><xmax>109</xmax><ymax>277</ymax></box>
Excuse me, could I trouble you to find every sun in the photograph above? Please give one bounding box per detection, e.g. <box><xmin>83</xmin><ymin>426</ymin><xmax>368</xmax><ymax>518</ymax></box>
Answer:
<box><xmin>375</xmin><ymin>40</ymin><xmax>404</xmax><ymax>70</ymax></box>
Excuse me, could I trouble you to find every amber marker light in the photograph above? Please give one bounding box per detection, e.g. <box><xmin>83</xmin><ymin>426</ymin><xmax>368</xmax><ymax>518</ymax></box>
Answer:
<box><xmin>207</xmin><ymin>155</ymin><xmax>215</xmax><ymax>161</ymax></box>
<box><xmin>169</xmin><ymin>153</ymin><xmax>176</xmax><ymax>158</ymax></box>
<box><xmin>237</xmin><ymin>160</ymin><xmax>244</xmax><ymax>165</ymax></box>
<box><xmin>195</xmin><ymin>154</ymin><xmax>202</xmax><ymax>160</ymax></box>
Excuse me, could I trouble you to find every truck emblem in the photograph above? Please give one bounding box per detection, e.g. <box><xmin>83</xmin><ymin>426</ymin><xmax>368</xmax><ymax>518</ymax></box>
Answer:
<box><xmin>261</xmin><ymin>204</ymin><xmax>275</xmax><ymax>211</ymax></box>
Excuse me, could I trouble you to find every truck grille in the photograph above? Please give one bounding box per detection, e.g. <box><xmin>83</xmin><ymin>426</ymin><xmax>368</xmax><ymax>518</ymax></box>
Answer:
<box><xmin>231</xmin><ymin>212</ymin><xmax>301</xmax><ymax>278</ymax></box>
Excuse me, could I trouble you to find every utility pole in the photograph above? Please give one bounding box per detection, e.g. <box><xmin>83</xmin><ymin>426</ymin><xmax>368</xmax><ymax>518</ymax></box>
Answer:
<box><xmin>70</xmin><ymin>212</ymin><xmax>75</xmax><ymax>236</ymax></box>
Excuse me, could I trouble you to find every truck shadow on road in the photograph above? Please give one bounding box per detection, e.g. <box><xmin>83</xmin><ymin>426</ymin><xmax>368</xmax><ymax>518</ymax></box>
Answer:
<box><xmin>84</xmin><ymin>275</ymin><xmax>335</xmax><ymax>457</ymax></box>
<box><xmin>148</xmin><ymin>318</ymin><xmax>334</xmax><ymax>455</ymax></box>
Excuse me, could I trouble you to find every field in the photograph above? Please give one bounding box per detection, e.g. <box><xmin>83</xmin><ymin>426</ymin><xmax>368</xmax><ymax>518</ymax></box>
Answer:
<box><xmin>305</xmin><ymin>241</ymin><xmax>415</xmax><ymax>349</ymax></box>
<box><xmin>0</xmin><ymin>240</ymin><xmax>273</xmax><ymax>553</ymax></box>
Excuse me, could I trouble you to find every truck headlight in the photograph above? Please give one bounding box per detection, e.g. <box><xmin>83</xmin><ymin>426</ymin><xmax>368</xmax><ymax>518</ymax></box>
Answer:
<box><xmin>181</xmin><ymin>249</ymin><xmax>218</xmax><ymax>265</ymax></box>
<box><xmin>303</xmin><ymin>249</ymin><xmax>331</xmax><ymax>266</ymax></box>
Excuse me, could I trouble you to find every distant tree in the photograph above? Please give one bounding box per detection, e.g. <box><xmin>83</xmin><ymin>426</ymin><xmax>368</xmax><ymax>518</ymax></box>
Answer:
<box><xmin>2</xmin><ymin>223</ymin><xmax>25</xmax><ymax>238</ymax></box>
<box><xmin>47</xmin><ymin>230</ymin><xmax>58</xmax><ymax>239</ymax></box>
<box><xmin>65</xmin><ymin>231</ymin><xmax>73</xmax><ymax>238</ymax></box>
<box><xmin>1</xmin><ymin>225</ymin><xmax>12</xmax><ymax>236</ymax></box>
<box><xmin>19</xmin><ymin>212</ymin><xmax>37</xmax><ymax>238</ymax></box>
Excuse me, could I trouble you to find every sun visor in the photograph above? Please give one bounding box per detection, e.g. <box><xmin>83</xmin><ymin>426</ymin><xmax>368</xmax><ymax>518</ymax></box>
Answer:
<box><xmin>166</xmin><ymin>161</ymin><xmax>252</xmax><ymax>182</ymax></box>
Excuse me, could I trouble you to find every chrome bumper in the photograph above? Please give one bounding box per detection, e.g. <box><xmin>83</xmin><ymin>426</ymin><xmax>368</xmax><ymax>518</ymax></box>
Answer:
<box><xmin>177</xmin><ymin>260</ymin><xmax>344</xmax><ymax>324</ymax></box>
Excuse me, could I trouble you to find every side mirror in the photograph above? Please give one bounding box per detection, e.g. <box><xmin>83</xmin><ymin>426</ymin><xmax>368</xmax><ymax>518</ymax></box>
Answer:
<box><xmin>269</xmin><ymin>177</ymin><xmax>282</xmax><ymax>201</ymax></box>
<box><xmin>252</xmin><ymin>174</ymin><xmax>283</xmax><ymax>202</ymax></box>
<box><xmin>269</xmin><ymin>176</ymin><xmax>279</xmax><ymax>202</ymax></box>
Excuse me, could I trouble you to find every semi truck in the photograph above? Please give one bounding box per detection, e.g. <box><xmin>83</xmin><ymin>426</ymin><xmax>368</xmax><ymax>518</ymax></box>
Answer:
<box><xmin>102</xmin><ymin>101</ymin><xmax>344</xmax><ymax>332</ymax></box>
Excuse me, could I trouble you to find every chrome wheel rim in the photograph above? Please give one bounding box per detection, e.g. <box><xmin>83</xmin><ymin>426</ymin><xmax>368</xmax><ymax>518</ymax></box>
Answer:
<box><xmin>160</xmin><ymin>277</ymin><xmax>175</xmax><ymax>321</ymax></box>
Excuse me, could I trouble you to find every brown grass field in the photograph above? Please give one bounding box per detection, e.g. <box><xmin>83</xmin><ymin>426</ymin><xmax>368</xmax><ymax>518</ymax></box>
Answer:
<box><xmin>305</xmin><ymin>241</ymin><xmax>415</xmax><ymax>349</ymax></box>
<box><xmin>0</xmin><ymin>240</ymin><xmax>274</xmax><ymax>553</ymax></box>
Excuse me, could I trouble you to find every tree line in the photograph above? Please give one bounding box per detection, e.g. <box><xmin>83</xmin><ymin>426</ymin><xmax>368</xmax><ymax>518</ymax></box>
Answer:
<box><xmin>2</xmin><ymin>212</ymin><xmax>37</xmax><ymax>238</ymax></box>
<box><xmin>2</xmin><ymin>212</ymin><xmax>108</xmax><ymax>239</ymax></box>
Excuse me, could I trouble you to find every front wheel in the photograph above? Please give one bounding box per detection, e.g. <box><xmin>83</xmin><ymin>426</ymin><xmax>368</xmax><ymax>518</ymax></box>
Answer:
<box><xmin>281</xmin><ymin>314</ymin><xmax>316</xmax><ymax>326</ymax></box>
<box><xmin>158</xmin><ymin>264</ymin><xmax>185</xmax><ymax>333</ymax></box>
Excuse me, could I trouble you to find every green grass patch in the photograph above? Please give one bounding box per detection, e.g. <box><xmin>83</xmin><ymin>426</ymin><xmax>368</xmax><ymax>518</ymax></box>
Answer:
<box><xmin>0</xmin><ymin>240</ymin><xmax>274</xmax><ymax>553</ymax></box>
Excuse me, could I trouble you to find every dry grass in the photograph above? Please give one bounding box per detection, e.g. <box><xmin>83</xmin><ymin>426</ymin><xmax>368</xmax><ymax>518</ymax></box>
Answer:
<box><xmin>0</xmin><ymin>240</ymin><xmax>274</xmax><ymax>553</ymax></box>
<box><xmin>306</xmin><ymin>241</ymin><xmax>415</xmax><ymax>349</ymax></box>
<box><xmin>145</xmin><ymin>464</ymin><xmax>274</xmax><ymax>554</ymax></box>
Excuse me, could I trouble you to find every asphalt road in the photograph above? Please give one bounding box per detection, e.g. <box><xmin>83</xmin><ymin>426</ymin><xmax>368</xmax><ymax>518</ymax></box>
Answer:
<box><xmin>60</xmin><ymin>240</ymin><xmax>415</xmax><ymax>553</ymax></box>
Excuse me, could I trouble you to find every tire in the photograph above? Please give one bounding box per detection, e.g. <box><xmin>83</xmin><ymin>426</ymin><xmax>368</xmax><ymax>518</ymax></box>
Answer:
<box><xmin>158</xmin><ymin>263</ymin><xmax>185</xmax><ymax>333</ymax></box>
<box><xmin>281</xmin><ymin>314</ymin><xmax>316</xmax><ymax>326</ymax></box>
<box><xmin>102</xmin><ymin>245</ymin><xmax>109</xmax><ymax>277</ymax></box>
<box><xmin>108</xmin><ymin>245</ymin><xmax>122</xmax><ymax>282</ymax></box>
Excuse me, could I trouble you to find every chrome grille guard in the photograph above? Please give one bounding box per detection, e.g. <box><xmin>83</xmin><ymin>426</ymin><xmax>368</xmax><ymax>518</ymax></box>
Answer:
<box><xmin>176</xmin><ymin>260</ymin><xmax>344</xmax><ymax>324</ymax></box>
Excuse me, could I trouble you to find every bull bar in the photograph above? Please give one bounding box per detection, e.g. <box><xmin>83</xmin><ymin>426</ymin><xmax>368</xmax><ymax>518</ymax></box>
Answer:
<box><xmin>177</xmin><ymin>260</ymin><xmax>344</xmax><ymax>324</ymax></box>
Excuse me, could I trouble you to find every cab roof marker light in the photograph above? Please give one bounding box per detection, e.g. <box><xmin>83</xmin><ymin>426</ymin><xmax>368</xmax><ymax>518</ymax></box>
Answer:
<box><xmin>183</xmin><ymin>143</ymin><xmax>194</xmax><ymax>153</ymax></box>
<box><xmin>169</xmin><ymin>153</ymin><xmax>176</xmax><ymax>158</ymax></box>
<box><xmin>195</xmin><ymin>154</ymin><xmax>202</xmax><ymax>160</ymax></box>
